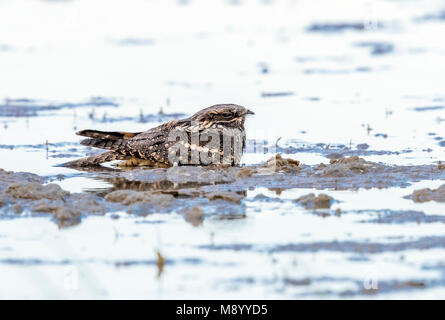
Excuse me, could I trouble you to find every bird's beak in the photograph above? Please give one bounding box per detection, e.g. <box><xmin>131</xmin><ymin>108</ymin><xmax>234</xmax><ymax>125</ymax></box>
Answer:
<box><xmin>246</xmin><ymin>109</ymin><xmax>255</xmax><ymax>115</ymax></box>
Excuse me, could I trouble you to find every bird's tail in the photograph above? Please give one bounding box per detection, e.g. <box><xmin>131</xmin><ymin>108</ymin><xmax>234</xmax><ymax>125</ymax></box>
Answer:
<box><xmin>59</xmin><ymin>151</ymin><xmax>125</xmax><ymax>167</ymax></box>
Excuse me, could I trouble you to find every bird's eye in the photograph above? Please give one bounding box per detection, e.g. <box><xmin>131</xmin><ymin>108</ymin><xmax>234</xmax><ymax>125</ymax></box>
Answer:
<box><xmin>221</xmin><ymin>112</ymin><xmax>232</xmax><ymax>118</ymax></box>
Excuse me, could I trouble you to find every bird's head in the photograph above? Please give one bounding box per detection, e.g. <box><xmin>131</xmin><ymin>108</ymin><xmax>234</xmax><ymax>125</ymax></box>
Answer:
<box><xmin>190</xmin><ymin>104</ymin><xmax>254</xmax><ymax>128</ymax></box>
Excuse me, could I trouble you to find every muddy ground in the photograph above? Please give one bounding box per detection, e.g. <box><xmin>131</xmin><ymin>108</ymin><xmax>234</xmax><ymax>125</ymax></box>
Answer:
<box><xmin>2</xmin><ymin>156</ymin><xmax>444</xmax><ymax>226</ymax></box>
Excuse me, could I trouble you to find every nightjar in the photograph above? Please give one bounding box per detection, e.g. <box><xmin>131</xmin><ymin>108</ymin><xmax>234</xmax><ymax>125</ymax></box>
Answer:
<box><xmin>62</xmin><ymin>104</ymin><xmax>254</xmax><ymax>167</ymax></box>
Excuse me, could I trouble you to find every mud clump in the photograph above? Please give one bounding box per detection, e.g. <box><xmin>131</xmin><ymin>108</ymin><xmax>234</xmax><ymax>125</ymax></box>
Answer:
<box><xmin>105</xmin><ymin>190</ymin><xmax>174</xmax><ymax>215</ymax></box>
<box><xmin>7</xmin><ymin>183</ymin><xmax>69</xmax><ymax>200</ymax></box>
<box><xmin>105</xmin><ymin>190</ymin><xmax>174</xmax><ymax>206</ymax></box>
<box><xmin>316</xmin><ymin>156</ymin><xmax>374</xmax><ymax>177</ymax></box>
<box><xmin>51</xmin><ymin>207</ymin><xmax>81</xmax><ymax>224</ymax></box>
<box><xmin>263</xmin><ymin>154</ymin><xmax>300</xmax><ymax>172</ymax></box>
<box><xmin>32</xmin><ymin>193</ymin><xmax>105</xmax><ymax>227</ymax></box>
<box><xmin>295</xmin><ymin>193</ymin><xmax>334</xmax><ymax>209</ymax></box>
<box><xmin>205</xmin><ymin>191</ymin><xmax>245</xmax><ymax>204</ymax></box>
<box><xmin>32</xmin><ymin>199</ymin><xmax>64</xmax><ymax>213</ymax></box>
<box><xmin>407</xmin><ymin>184</ymin><xmax>445</xmax><ymax>203</ymax></box>
<box><xmin>0</xmin><ymin>168</ymin><xmax>106</xmax><ymax>227</ymax></box>
<box><xmin>12</xmin><ymin>204</ymin><xmax>22</xmax><ymax>214</ymax></box>
<box><xmin>0</xmin><ymin>168</ymin><xmax>44</xmax><ymax>187</ymax></box>
<box><xmin>356</xmin><ymin>143</ymin><xmax>369</xmax><ymax>150</ymax></box>
<box><xmin>184</xmin><ymin>206</ymin><xmax>204</xmax><ymax>227</ymax></box>
<box><xmin>70</xmin><ymin>194</ymin><xmax>106</xmax><ymax>214</ymax></box>
<box><xmin>236</xmin><ymin>167</ymin><xmax>256</xmax><ymax>178</ymax></box>
<box><xmin>327</xmin><ymin>152</ymin><xmax>344</xmax><ymax>160</ymax></box>
<box><xmin>362</xmin><ymin>209</ymin><xmax>445</xmax><ymax>224</ymax></box>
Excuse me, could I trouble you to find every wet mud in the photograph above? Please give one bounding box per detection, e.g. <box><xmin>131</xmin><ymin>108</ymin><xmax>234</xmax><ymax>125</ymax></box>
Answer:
<box><xmin>294</xmin><ymin>193</ymin><xmax>334</xmax><ymax>209</ymax></box>
<box><xmin>0</xmin><ymin>169</ymin><xmax>106</xmax><ymax>227</ymax></box>
<box><xmin>354</xmin><ymin>42</ymin><xmax>394</xmax><ymax>56</ymax></box>
<box><xmin>95</xmin><ymin>156</ymin><xmax>445</xmax><ymax>193</ymax></box>
<box><xmin>406</xmin><ymin>184</ymin><xmax>445</xmax><ymax>203</ymax></box>
<box><xmin>361</xmin><ymin>210</ymin><xmax>445</xmax><ymax>224</ymax></box>
<box><xmin>0</xmin><ymin>97</ymin><xmax>118</xmax><ymax>117</ymax></box>
<box><xmin>306</xmin><ymin>22</ymin><xmax>369</xmax><ymax>33</ymax></box>
<box><xmin>274</xmin><ymin>143</ymin><xmax>414</xmax><ymax>158</ymax></box>
<box><xmin>1</xmin><ymin>156</ymin><xmax>444</xmax><ymax>228</ymax></box>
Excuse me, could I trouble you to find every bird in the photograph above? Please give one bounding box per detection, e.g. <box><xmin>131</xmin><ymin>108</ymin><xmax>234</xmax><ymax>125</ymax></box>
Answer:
<box><xmin>61</xmin><ymin>104</ymin><xmax>254</xmax><ymax>167</ymax></box>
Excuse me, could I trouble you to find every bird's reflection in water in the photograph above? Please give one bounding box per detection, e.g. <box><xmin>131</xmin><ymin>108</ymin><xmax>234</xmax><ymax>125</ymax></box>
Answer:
<box><xmin>65</xmin><ymin>161</ymin><xmax>247</xmax><ymax>206</ymax></box>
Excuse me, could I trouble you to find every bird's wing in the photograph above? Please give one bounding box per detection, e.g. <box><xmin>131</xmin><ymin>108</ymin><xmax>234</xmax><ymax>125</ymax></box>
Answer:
<box><xmin>76</xmin><ymin>129</ymin><xmax>142</xmax><ymax>140</ymax></box>
<box><xmin>78</xmin><ymin>120</ymin><xmax>183</xmax><ymax>161</ymax></box>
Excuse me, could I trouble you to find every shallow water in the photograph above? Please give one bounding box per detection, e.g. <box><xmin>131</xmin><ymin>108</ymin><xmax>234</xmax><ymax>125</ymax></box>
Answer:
<box><xmin>0</xmin><ymin>0</ymin><xmax>444</xmax><ymax>299</ymax></box>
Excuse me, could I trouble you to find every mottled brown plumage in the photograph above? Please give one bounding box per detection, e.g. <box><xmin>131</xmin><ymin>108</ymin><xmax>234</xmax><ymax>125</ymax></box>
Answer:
<box><xmin>61</xmin><ymin>104</ymin><xmax>254</xmax><ymax>167</ymax></box>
